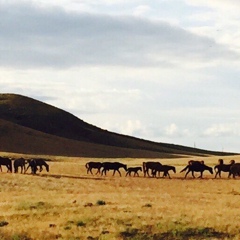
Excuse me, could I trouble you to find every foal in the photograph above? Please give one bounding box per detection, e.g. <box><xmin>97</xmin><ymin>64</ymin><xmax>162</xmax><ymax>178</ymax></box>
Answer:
<box><xmin>125</xmin><ymin>167</ymin><xmax>142</xmax><ymax>177</ymax></box>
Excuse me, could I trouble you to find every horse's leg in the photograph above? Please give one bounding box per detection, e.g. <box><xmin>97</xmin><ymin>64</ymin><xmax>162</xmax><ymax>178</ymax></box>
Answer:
<box><xmin>117</xmin><ymin>169</ymin><xmax>121</xmax><ymax>177</ymax></box>
<box><xmin>146</xmin><ymin>168</ymin><xmax>150</xmax><ymax>177</ymax></box>
<box><xmin>24</xmin><ymin>165</ymin><xmax>30</xmax><ymax>174</ymax></box>
<box><xmin>89</xmin><ymin>168</ymin><xmax>93</xmax><ymax>175</ymax></box>
<box><xmin>198</xmin><ymin>171</ymin><xmax>203</xmax><ymax>178</ymax></box>
<box><xmin>219</xmin><ymin>170</ymin><xmax>221</xmax><ymax>178</ymax></box>
<box><xmin>33</xmin><ymin>165</ymin><xmax>37</xmax><ymax>174</ymax></box>
<box><xmin>125</xmin><ymin>171</ymin><xmax>129</xmax><ymax>177</ymax></box>
<box><xmin>184</xmin><ymin>169</ymin><xmax>190</xmax><ymax>178</ymax></box>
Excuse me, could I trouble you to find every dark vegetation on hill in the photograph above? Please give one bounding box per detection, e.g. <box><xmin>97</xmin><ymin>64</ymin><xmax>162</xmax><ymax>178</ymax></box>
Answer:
<box><xmin>0</xmin><ymin>93</ymin><xmax>237</xmax><ymax>158</ymax></box>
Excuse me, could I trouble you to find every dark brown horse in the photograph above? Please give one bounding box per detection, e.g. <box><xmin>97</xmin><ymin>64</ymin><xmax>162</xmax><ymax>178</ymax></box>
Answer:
<box><xmin>14</xmin><ymin>158</ymin><xmax>27</xmax><ymax>173</ymax></box>
<box><xmin>25</xmin><ymin>159</ymin><xmax>38</xmax><ymax>174</ymax></box>
<box><xmin>25</xmin><ymin>158</ymin><xmax>49</xmax><ymax>174</ymax></box>
<box><xmin>180</xmin><ymin>160</ymin><xmax>213</xmax><ymax>178</ymax></box>
<box><xmin>230</xmin><ymin>163</ymin><xmax>240</xmax><ymax>178</ymax></box>
<box><xmin>214</xmin><ymin>159</ymin><xmax>235</xmax><ymax>178</ymax></box>
<box><xmin>152</xmin><ymin>165</ymin><xmax>176</xmax><ymax>179</ymax></box>
<box><xmin>101</xmin><ymin>162</ymin><xmax>127</xmax><ymax>176</ymax></box>
<box><xmin>125</xmin><ymin>167</ymin><xmax>142</xmax><ymax>177</ymax></box>
<box><xmin>0</xmin><ymin>157</ymin><xmax>12</xmax><ymax>173</ymax></box>
<box><xmin>142</xmin><ymin>161</ymin><xmax>162</xmax><ymax>177</ymax></box>
<box><xmin>85</xmin><ymin>161</ymin><xmax>103</xmax><ymax>175</ymax></box>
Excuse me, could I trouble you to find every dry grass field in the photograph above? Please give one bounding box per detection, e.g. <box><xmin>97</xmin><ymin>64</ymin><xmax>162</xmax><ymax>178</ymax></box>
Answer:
<box><xmin>1</xmin><ymin>153</ymin><xmax>240</xmax><ymax>240</ymax></box>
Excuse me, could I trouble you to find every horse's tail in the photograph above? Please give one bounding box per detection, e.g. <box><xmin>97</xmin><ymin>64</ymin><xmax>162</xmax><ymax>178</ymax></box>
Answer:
<box><xmin>180</xmin><ymin>165</ymin><xmax>189</xmax><ymax>173</ymax></box>
<box><xmin>85</xmin><ymin>162</ymin><xmax>89</xmax><ymax>169</ymax></box>
<box><xmin>214</xmin><ymin>165</ymin><xmax>218</xmax><ymax>173</ymax></box>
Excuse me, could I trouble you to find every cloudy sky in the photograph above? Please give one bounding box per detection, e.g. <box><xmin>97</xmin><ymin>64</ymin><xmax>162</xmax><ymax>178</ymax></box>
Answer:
<box><xmin>1</xmin><ymin>0</ymin><xmax>240</xmax><ymax>153</ymax></box>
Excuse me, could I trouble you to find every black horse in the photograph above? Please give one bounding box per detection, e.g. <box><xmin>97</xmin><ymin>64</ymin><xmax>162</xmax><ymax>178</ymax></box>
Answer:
<box><xmin>180</xmin><ymin>161</ymin><xmax>213</xmax><ymax>178</ymax></box>
<box><xmin>125</xmin><ymin>167</ymin><xmax>142</xmax><ymax>177</ymax></box>
<box><xmin>25</xmin><ymin>159</ymin><xmax>38</xmax><ymax>174</ymax></box>
<box><xmin>142</xmin><ymin>161</ymin><xmax>162</xmax><ymax>177</ymax></box>
<box><xmin>25</xmin><ymin>158</ymin><xmax>49</xmax><ymax>174</ymax></box>
<box><xmin>14</xmin><ymin>158</ymin><xmax>27</xmax><ymax>173</ymax></box>
<box><xmin>0</xmin><ymin>157</ymin><xmax>12</xmax><ymax>173</ymax></box>
<box><xmin>230</xmin><ymin>163</ymin><xmax>240</xmax><ymax>178</ymax></box>
<box><xmin>101</xmin><ymin>162</ymin><xmax>127</xmax><ymax>176</ymax></box>
<box><xmin>214</xmin><ymin>159</ymin><xmax>235</xmax><ymax>178</ymax></box>
<box><xmin>85</xmin><ymin>161</ymin><xmax>103</xmax><ymax>175</ymax></box>
<box><xmin>152</xmin><ymin>165</ymin><xmax>176</xmax><ymax>179</ymax></box>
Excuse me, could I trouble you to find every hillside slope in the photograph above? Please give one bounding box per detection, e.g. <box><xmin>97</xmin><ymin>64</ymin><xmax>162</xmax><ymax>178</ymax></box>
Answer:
<box><xmin>0</xmin><ymin>93</ymin><xmax>236</xmax><ymax>157</ymax></box>
<box><xmin>0</xmin><ymin>118</ymin><xmax>180</xmax><ymax>158</ymax></box>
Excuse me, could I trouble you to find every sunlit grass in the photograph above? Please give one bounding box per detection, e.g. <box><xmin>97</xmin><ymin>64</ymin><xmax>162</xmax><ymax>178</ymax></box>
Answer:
<box><xmin>0</xmin><ymin>154</ymin><xmax>240</xmax><ymax>239</ymax></box>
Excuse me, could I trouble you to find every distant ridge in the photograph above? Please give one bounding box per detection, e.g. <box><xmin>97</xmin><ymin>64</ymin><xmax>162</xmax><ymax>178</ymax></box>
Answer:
<box><xmin>0</xmin><ymin>93</ymin><xmax>236</xmax><ymax>157</ymax></box>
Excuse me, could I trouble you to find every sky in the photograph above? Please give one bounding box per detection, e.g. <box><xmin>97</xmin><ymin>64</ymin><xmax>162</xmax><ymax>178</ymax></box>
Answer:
<box><xmin>1</xmin><ymin>0</ymin><xmax>240</xmax><ymax>153</ymax></box>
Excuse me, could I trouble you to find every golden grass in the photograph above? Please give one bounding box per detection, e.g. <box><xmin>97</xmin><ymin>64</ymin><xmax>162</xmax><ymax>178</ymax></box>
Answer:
<box><xmin>0</xmin><ymin>154</ymin><xmax>240</xmax><ymax>239</ymax></box>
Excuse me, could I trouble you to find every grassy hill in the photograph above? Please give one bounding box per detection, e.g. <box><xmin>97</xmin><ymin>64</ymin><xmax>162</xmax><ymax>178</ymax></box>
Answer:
<box><xmin>0</xmin><ymin>93</ymin><xmax>236</xmax><ymax>157</ymax></box>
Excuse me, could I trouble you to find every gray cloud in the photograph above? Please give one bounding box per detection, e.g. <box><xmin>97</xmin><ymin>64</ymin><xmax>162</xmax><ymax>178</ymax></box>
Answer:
<box><xmin>0</xmin><ymin>2</ymin><xmax>238</xmax><ymax>68</ymax></box>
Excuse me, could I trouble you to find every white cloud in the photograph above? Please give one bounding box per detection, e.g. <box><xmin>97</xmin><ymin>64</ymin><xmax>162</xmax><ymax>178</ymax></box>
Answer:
<box><xmin>184</xmin><ymin>0</ymin><xmax>240</xmax><ymax>53</ymax></box>
<box><xmin>122</xmin><ymin>120</ymin><xmax>143</xmax><ymax>136</ymax></box>
<box><xmin>165</xmin><ymin>123</ymin><xmax>178</xmax><ymax>136</ymax></box>
<box><xmin>203</xmin><ymin>123</ymin><xmax>240</xmax><ymax>137</ymax></box>
<box><xmin>133</xmin><ymin>5</ymin><xmax>151</xmax><ymax>16</ymax></box>
<box><xmin>0</xmin><ymin>1</ymin><xmax>238</xmax><ymax>69</ymax></box>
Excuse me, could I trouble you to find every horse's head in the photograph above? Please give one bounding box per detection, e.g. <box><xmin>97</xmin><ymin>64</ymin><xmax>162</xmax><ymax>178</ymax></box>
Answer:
<box><xmin>123</xmin><ymin>164</ymin><xmax>127</xmax><ymax>171</ymax></box>
<box><xmin>230</xmin><ymin>159</ymin><xmax>235</xmax><ymax>165</ymax></box>
<box><xmin>218</xmin><ymin>159</ymin><xmax>224</xmax><ymax>164</ymax></box>
<box><xmin>209</xmin><ymin>167</ymin><xmax>213</xmax><ymax>174</ymax></box>
<box><xmin>46</xmin><ymin>164</ymin><xmax>49</xmax><ymax>172</ymax></box>
<box><xmin>172</xmin><ymin>166</ymin><xmax>176</xmax><ymax>173</ymax></box>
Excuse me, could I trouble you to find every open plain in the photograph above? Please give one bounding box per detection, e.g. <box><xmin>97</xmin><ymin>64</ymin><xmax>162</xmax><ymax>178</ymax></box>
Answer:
<box><xmin>1</xmin><ymin>153</ymin><xmax>240</xmax><ymax>240</ymax></box>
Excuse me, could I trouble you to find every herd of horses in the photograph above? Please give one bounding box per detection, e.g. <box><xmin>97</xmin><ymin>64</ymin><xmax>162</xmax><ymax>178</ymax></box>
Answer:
<box><xmin>85</xmin><ymin>159</ymin><xmax>240</xmax><ymax>179</ymax></box>
<box><xmin>1</xmin><ymin>156</ymin><xmax>240</xmax><ymax>179</ymax></box>
<box><xmin>0</xmin><ymin>157</ymin><xmax>49</xmax><ymax>174</ymax></box>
